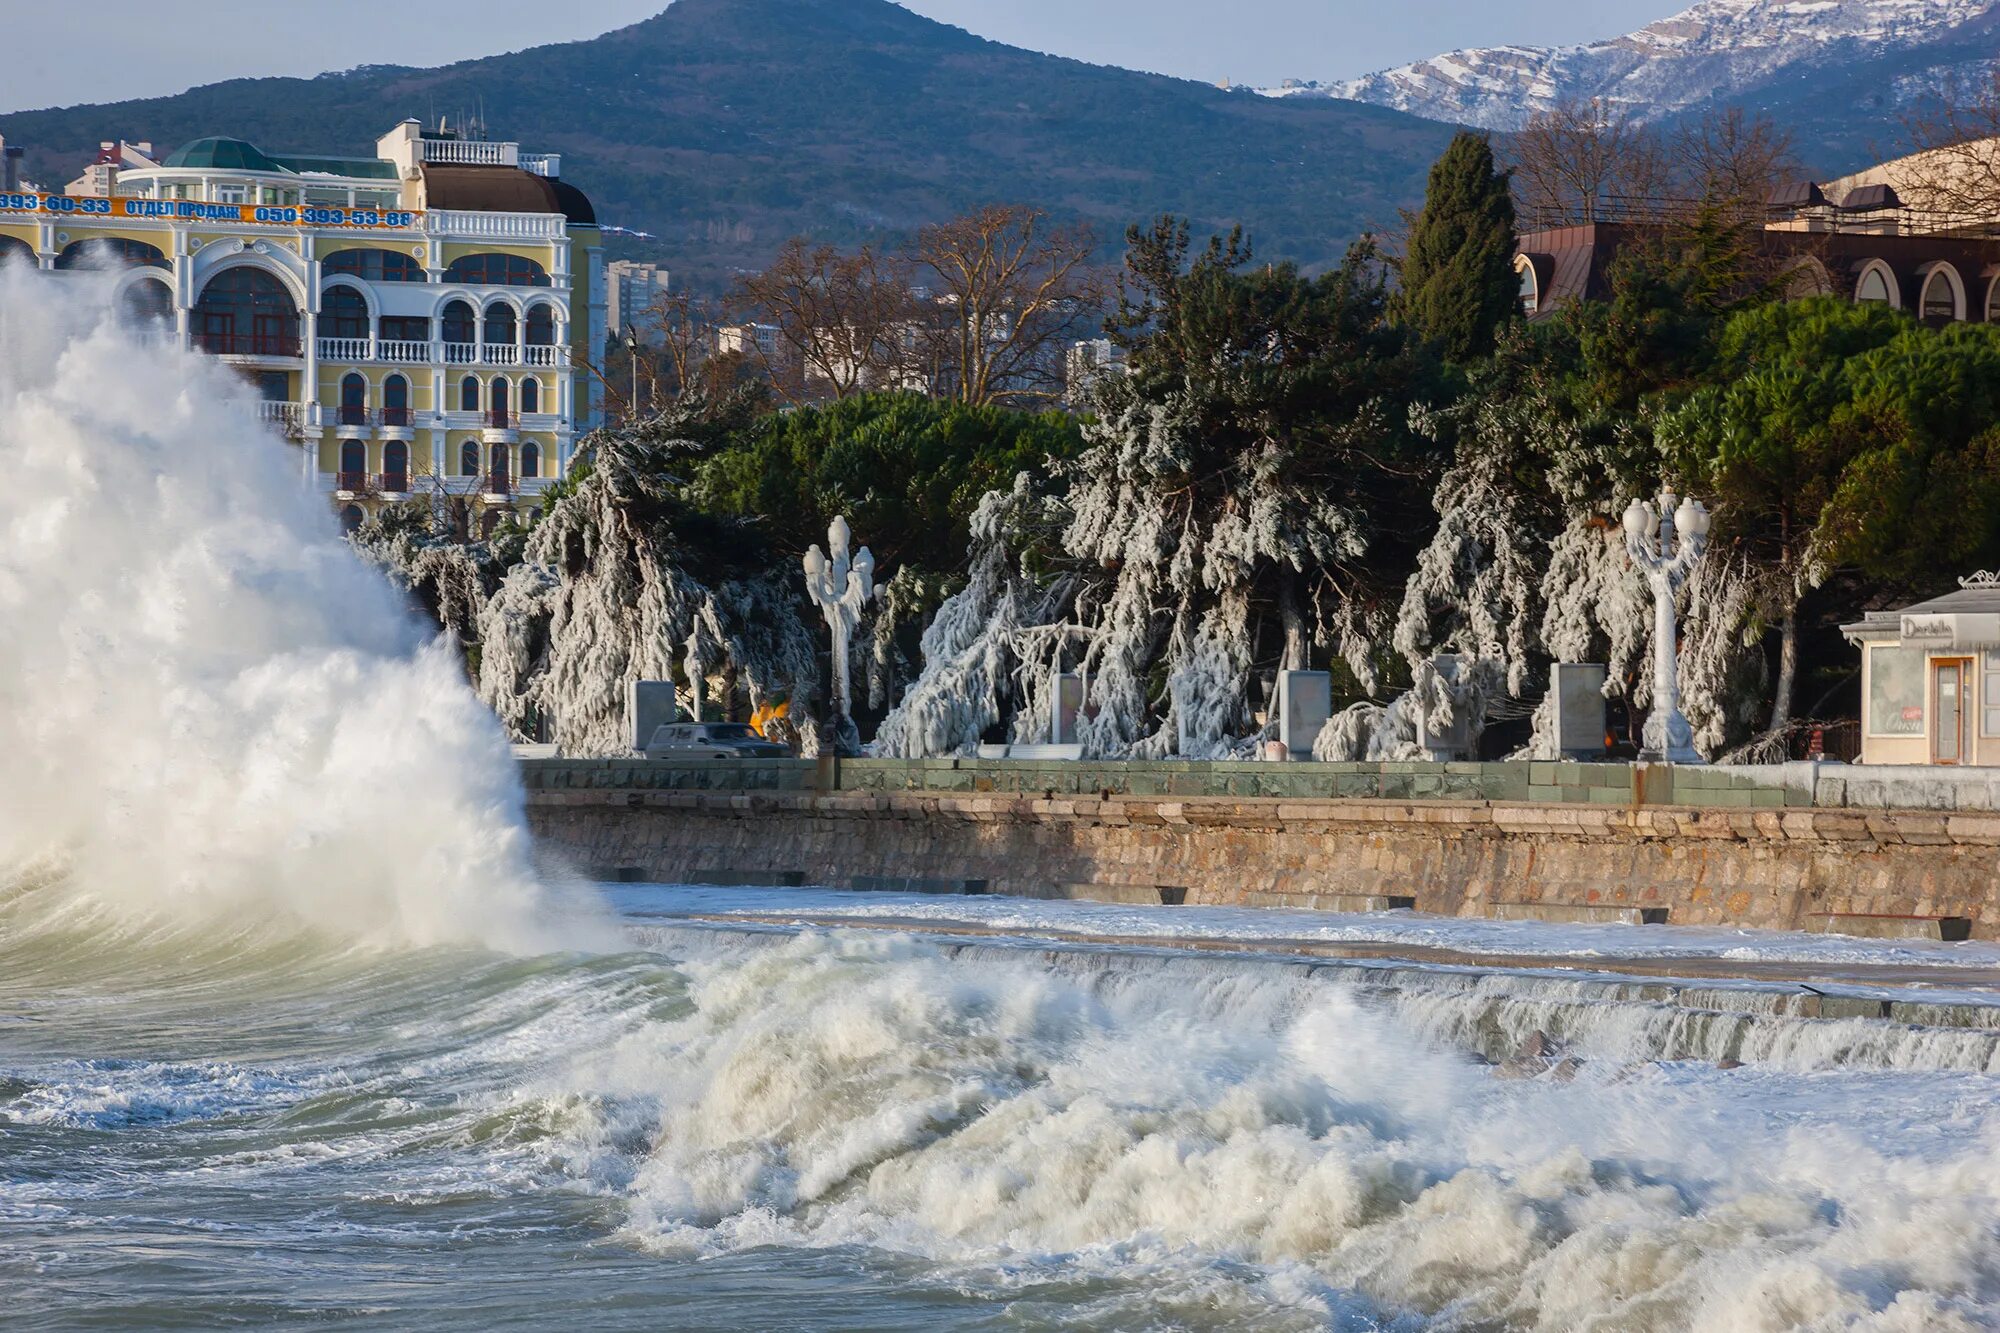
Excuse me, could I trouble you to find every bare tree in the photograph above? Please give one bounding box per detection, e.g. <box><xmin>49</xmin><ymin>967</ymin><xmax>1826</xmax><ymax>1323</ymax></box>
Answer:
<box><xmin>734</xmin><ymin>239</ymin><xmax>914</xmax><ymax>403</ymax></box>
<box><xmin>911</xmin><ymin>205</ymin><xmax>1103</xmax><ymax>406</ymax></box>
<box><xmin>642</xmin><ymin>289</ymin><xmax>719</xmax><ymax>402</ymax></box>
<box><xmin>1509</xmin><ymin>98</ymin><xmax>1667</xmax><ymax>227</ymax></box>
<box><xmin>1899</xmin><ymin>71</ymin><xmax>2000</xmax><ymax>220</ymax></box>
<box><xmin>1667</xmin><ymin>107</ymin><xmax>1799</xmax><ymax>215</ymax></box>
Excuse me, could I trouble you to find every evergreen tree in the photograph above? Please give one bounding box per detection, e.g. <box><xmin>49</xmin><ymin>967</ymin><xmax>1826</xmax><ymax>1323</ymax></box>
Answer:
<box><xmin>1396</xmin><ymin>132</ymin><xmax>1520</xmax><ymax>364</ymax></box>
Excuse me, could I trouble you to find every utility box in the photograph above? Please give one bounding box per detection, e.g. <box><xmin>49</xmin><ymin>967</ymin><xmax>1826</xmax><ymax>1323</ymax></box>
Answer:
<box><xmin>1553</xmin><ymin>663</ymin><xmax>1610</xmax><ymax>759</ymax></box>
<box><xmin>1051</xmin><ymin>671</ymin><xmax>1083</xmax><ymax>745</ymax></box>
<box><xmin>1277</xmin><ymin>670</ymin><xmax>1332</xmax><ymax>759</ymax></box>
<box><xmin>627</xmin><ymin>679</ymin><xmax>678</xmax><ymax>754</ymax></box>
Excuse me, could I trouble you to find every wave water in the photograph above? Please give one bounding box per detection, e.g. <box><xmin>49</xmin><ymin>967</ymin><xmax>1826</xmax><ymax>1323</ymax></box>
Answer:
<box><xmin>2</xmin><ymin>275</ymin><xmax>1997</xmax><ymax>1329</ymax></box>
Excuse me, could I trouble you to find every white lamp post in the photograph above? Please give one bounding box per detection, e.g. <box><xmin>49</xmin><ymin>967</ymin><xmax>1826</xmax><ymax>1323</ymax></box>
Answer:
<box><xmin>1622</xmin><ymin>489</ymin><xmax>1712</xmax><ymax>764</ymax></box>
<box><xmin>803</xmin><ymin>516</ymin><xmax>875</xmax><ymax>747</ymax></box>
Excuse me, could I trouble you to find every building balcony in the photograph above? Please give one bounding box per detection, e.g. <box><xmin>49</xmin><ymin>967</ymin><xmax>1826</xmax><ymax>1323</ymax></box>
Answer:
<box><xmin>377</xmin><ymin>470</ymin><xmax>411</xmax><ymax>499</ymax></box>
<box><xmin>482</xmin><ymin>409</ymin><xmax>519</xmax><ymax>445</ymax></box>
<box><xmin>193</xmin><ymin>331</ymin><xmax>302</xmax><ymax>360</ymax></box>
<box><xmin>249</xmin><ymin>401</ymin><xmax>307</xmax><ymax>436</ymax></box>
<box><xmin>425</xmin><ymin>210</ymin><xmax>566</xmax><ymax>242</ymax></box>
<box><xmin>334</xmin><ymin>470</ymin><xmax>370</xmax><ymax>499</ymax></box>
<box><xmin>379</xmin><ymin>407</ymin><xmax>415</xmax><ymax>440</ymax></box>
<box><xmin>481</xmin><ymin>471</ymin><xmax>513</xmax><ymax>501</ymax></box>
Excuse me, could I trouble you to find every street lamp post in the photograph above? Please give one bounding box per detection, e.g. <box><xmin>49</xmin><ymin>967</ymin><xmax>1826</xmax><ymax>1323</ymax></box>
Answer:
<box><xmin>803</xmin><ymin>516</ymin><xmax>875</xmax><ymax>754</ymax></box>
<box><xmin>623</xmin><ymin>324</ymin><xmax>639</xmax><ymax>423</ymax></box>
<box><xmin>1622</xmin><ymin>489</ymin><xmax>1712</xmax><ymax>765</ymax></box>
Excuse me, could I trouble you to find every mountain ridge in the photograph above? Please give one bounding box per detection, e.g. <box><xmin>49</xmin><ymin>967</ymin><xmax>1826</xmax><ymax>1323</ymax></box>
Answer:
<box><xmin>0</xmin><ymin>0</ymin><xmax>1455</xmax><ymax>286</ymax></box>
<box><xmin>1266</xmin><ymin>0</ymin><xmax>2000</xmax><ymax>169</ymax></box>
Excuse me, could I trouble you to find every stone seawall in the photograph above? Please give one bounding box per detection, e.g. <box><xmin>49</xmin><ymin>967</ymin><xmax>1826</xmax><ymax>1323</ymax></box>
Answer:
<box><xmin>526</xmin><ymin>788</ymin><xmax>2000</xmax><ymax>938</ymax></box>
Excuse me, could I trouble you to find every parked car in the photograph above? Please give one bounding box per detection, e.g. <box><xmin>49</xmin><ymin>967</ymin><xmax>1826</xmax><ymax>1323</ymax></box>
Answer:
<box><xmin>643</xmin><ymin>722</ymin><xmax>791</xmax><ymax>760</ymax></box>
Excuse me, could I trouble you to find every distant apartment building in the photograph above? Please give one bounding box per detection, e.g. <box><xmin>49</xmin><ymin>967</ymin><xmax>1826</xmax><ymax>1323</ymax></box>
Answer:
<box><xmin>716</xmin><ymin>321</ymin><xmax>786</xmax><ymax>364</ymax></box>
<box><xmin>66</xmin><ymin>141</ymin><xmax>159</xmax><ymax>197</ymax></box>
<box><xmin>0</xmin><ymin>119</ymin><xmax>606</xmax><ymax>536</ymax></box>
<box><xmin>1</xmin><ymin>135</ymin><xmax>27</xmax><ymax>192</ymax></box>
<box><xmin>1065</xmin><ymin>337</ymin><xmax>1127</xmax><ymax>405</ymax></box>
<box><xmin>607</xmin><ymin>259</ymin><xmax>671</xmax><ymax>335</ymax></box>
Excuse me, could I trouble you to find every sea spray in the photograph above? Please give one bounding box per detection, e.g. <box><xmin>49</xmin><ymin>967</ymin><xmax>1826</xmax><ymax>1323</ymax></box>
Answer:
<box><xmin>0</xmin><ymin>269</ymin><xmax>606</xmax><ymax>953</ymax></box>
<box><xmin>586</xmin><ymin>929</ymin><xmax>2000</xmax><ymax>1330</ymax></box>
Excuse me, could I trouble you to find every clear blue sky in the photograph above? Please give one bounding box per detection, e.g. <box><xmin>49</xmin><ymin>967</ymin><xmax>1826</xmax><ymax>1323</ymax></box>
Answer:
<box><xmin>2</xmin><ymin>0</ymin><xmax>1678</xmax><ymax>115</ymax></box>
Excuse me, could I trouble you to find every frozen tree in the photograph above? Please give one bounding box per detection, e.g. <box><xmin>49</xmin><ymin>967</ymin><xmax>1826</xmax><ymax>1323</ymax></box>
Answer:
<box><xmin>1394</xmin><ymin>397</ymin><xmax>1555</xmax><ymax>696</ymax></box>
<box><xmin>1313</xmin><ymin>654</ymin><xmax>1506</xmax><ymax>762</ymax></box>
<box><xmin>474</xmin><ymin>428</ymin><xmax>819</xmax><ymax>756</ymax></box>
<box><xmin>869</xmin><ymin>478</ymin><xmax>1073</xmax><ymax>758</ymax></box>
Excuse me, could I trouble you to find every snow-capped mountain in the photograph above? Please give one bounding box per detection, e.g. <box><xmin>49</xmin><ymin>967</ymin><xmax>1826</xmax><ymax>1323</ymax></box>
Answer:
<box><xmin>1268</xmin><ymin>0</ymin><xmax>2000</xmax><ymax>132</ymax></box>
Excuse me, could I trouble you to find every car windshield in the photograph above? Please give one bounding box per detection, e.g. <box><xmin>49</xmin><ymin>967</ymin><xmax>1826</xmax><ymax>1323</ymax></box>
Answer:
<box><xmin>704</xmin><ymin>724</ymin><xmax>758</xmax><ymax>740</ymax></box>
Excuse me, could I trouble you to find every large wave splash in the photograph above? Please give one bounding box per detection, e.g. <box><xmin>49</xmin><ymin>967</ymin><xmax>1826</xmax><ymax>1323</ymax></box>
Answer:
<box><xmin>567</xmin><ymin>931</ymin><xmax>2000</xmax><ymax>1331</ymax></box>
<box><xmin>0</xmin><ymin>269</ymin><xmax>606</xmax><ymax>954</ymax></box>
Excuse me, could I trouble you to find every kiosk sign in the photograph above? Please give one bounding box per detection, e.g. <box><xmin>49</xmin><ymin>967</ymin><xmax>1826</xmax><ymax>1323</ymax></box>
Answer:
<box><xmin>0</xmin><ymin>192</ymin><xmax>420</xmax><ymax>230</ymax></box>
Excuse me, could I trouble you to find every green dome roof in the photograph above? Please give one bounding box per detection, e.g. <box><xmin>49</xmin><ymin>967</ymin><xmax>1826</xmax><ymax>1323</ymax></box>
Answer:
<box><xmin>162</xmin><ymin>137</ymin><xmax>286</xmax><ymax>173</ymax></box>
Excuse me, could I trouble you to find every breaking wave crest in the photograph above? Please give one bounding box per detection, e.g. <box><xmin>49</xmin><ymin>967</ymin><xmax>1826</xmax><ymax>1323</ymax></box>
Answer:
<box><xmin>0</xmin><ymin>268</ymin><xmax>605</xmax><ymax>954</ymax></box>
<box><xmin>560</xmin><ymin>930</ymin><xmax>2000</xmax><ymax>1330</ymax></box>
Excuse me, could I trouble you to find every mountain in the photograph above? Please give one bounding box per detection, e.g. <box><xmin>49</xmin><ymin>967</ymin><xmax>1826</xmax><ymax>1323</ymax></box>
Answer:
<box><xmin>1268</xmin><ymin>0</ymin><xmax>2000</xmax><ymax>169</ymax></box>
<box><xmin>0</xmin><ymin>0</ymin><xmax>1455</xmax><ymax>287</ymax></box>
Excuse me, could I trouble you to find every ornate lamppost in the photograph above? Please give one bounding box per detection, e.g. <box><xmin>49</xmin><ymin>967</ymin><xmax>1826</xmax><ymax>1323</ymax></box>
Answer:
<box><xmin>803</xmin><ymin>516</ymin><xmax>875</xmax><ymax>753</ymax></box>
<box><xmin>1622</xmin><ymin>488</ymin><xmax>1712</xmax><ymax>764</ymax></box>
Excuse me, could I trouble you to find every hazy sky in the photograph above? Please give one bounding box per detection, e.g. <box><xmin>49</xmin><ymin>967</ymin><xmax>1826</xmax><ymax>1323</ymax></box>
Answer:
<box><xmin>3</xmin><ymin>0</ymin><xmax>1678</xmax><ymax>115</ymax></box>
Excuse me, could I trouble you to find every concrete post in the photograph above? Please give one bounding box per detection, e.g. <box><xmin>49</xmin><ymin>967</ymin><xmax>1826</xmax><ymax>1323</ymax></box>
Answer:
<box><xmin>1051</xmin><ymin>671</ymin><xmax>1083</xmax><ymax>745</ymax></box>
<box><xmin>1277</xmin><ymin>670</ymin><xmax>1332</xmax><ymax>759</ymax></box>
<box><xmin>627</xmin><ymin>679</ymin><xmax>677</xmax><ymax>753</ymax></box>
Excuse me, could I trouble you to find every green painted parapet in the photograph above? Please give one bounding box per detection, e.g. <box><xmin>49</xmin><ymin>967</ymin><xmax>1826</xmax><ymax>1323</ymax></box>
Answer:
<box><xmin>517</xmin><ymin>757</ymin><xmax>1803</xmax><ymax>809</ymax></box>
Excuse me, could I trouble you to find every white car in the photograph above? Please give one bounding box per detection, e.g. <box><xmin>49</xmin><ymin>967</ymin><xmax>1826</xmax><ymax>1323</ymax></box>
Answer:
<box><xmin>642</xmin><ymin>722</ymin><xmax>791</xmax><ymax>760</ymax></box>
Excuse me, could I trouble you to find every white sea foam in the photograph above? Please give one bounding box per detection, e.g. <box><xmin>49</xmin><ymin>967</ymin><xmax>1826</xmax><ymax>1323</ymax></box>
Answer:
<box><xmin>0</xmin><ymin>269</ymin><xmax>605</xmax><ymax>953</ymax></box>
<box><xmin>548</xmin><ymin>931</ymin><xmax>2000</xmax><ymax>1329</ymax></box>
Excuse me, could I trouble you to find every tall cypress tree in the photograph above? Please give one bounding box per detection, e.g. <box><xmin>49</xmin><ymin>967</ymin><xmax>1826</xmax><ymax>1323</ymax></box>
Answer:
<box><xmin>1397</xmin><ymin>132</ymin><xmax>1520</xmax><ymax>364</ymax></box>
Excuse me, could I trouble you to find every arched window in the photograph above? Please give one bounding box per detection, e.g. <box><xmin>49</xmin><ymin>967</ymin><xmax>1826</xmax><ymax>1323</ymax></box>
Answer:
<box><xmin>194</xmin><ymin>267</ymin><xmax>300</xmax><ymax>356</ymax></box>
<box><xmin>441</xmin><ymin>299</ymin><xmax>476</xmax><ymax>345</ymax></box>
<box><xmin>340</xmin><ymin>504</ymin><xmax>365</xmax><ymax>535</ymax></box>
<box><xmin>490</xmin><ymin>443</ymin><xmax>510</xmax><ymax>479</ymax></box>
<box><xmin>459</xmin><ymin>376</ymin><xmax>480</xmax><ymax>412</ymax></box>
<box><xmin>459</xmin><ymin>440</ymin><xmax>479</xmax><ymax>476</ymax></box>
<box><xmin>1517</xmin><ymin>262</ymin><xmax>1538</xmax><ymax>317</ymax></box>
<box><xmin>521</xmin><ymin>441</ymin><xmax>541</xmax><ymax>478</ymax></box>
<box><xmin>119</xmin><ymin>278</ymin><xmax>174</xmax><ymax>331</ymax></box>
<box><xmin>323</xmin><ymin>248</ymin><xmax>425</xmax><ymax>283</ymax></box>
<box><xmin>1922</xmin><ymin>269</ymin><xmax>1960</xmax><ymax>322</ymax></box>
<box><xmin>55</xmin><ymin>237</ymin><xmax>167</xmax><ymax>270</ymax></box>
<box><xmin>0</xmin><ymin>236</ymin><xmax>34</xmax><ymax>268</ymax></box>
<box><xmin>444</xmin><ymin>253</ymin><xmax>550</xmax><ymax>286</ymax></box>
<box><xmin>383</xmin><ymin>374</ymin><xmax>410</xmax><ymax>426</ymax></box>
<box><xmin>483</xmin><ymin>303</ymin><xmax>516</xmax><ymax>346</ymax></box>
<box><xmin>322</xmin><ymin>285</ymin><xmax>370</xmax><ymax>340</ymax></box>
<box><xmin>338</xmin><ymin>440</ymin><xmax>366</xmax><ymax>484</ymax></box>
<box><xmin>382</xmin><ymin>440</ymin><xmax>409</xmax><ymax>488</ymax></box>
<box><xmin>1856</xmin><ymin>265</ymin><xmax>1894</xmax><ymax>306</ymax></box>
<box><xmin>525</xmin><ymin>303</ymin><xmax>556</xmax><ymax>345</ymax></box>
<box><xmin>490</xmin><ymin>377</ymin><xmax>510</xmax><ymax>419</ymax></box>
<box><xmin>339</xmin><ymin>373</ymin><xmax>367</xmax><ymax>426</ymax></box>
<box><xmin>520</xmin><ymin>377</ymin><xmax>539</xmax><ymax>414</ymax></box>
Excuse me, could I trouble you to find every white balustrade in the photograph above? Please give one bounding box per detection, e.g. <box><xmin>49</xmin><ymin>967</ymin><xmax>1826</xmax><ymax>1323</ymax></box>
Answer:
<box><xmin>443</xmin><ymin>342</ymin><xmax>480</xmax><ymax>365</ymax></box>
<box><xmin>425</xmin><ymin>210</ymin><xmax>565</xmax><ymax>241</ymax></box>
<box><xmin>520</xmin><ymin>154</ymin><xmax>561</xmax><ymax>177</ymax></box>
<box><xmin>419</xmin><ymin>139</ymin><xmax>516</xmax><ymax>167</ymax></box>
<box><xmin>480</xmin><ymin>344</ymin><xmax>522</xmax><ymax>366</ymax></box>
<box><xmin>317</xmin><ymin>337</ymin><xmax>371</xmax><ymax>362</ymax></box>
<box><xmin>523</xmin><ymin>344</ymin><xmax>569</xmax><ymax>367</ymax></box>
<box><xmin>377</xmin><ymin>340</ymin><xmax>431</xmax><ymax>364</ymax></box>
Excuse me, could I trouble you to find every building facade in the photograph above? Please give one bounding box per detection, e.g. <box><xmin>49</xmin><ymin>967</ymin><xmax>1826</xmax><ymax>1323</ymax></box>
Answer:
<box><xmin>1514</xmin><ymin>139</ymin><xmax>2000</xmax><ymax>325</ymax></box>
<box><xmin>1843</xmin><ymin>578</ymin><xmax>2000</xmax><ymax>767</ymax></box>
<box><xmin>0</xmin><ymin>120</ymin><xmax>605</xmax><ymax>534</ymax></box>
<box><xmin>606</xmin><ymin>260</ymin><xmax>671</xmax><ymax>337</ymax></box>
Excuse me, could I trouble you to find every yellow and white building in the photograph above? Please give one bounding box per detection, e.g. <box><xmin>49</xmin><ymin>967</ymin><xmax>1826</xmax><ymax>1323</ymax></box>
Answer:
<box><xmin>0</xmin><ymin>120</ymin><xmax>606</xmax><ymax>534</ymax></box>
